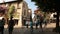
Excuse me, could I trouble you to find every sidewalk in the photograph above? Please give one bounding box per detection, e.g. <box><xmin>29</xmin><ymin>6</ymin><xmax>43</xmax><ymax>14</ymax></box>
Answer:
<box><xmin>4</xmin><ymin>23</ymin><xmax>56</xmax><ymax>28</ymax></box>
<box><xmin>4</xmin><ymin>27</ymin><xmax>59</xmax><ymax>34</ymax></box>
<box><xmin>3</xmin><ymin>23</ymin><xmax>59</xmax><ymax>34</ymax></box>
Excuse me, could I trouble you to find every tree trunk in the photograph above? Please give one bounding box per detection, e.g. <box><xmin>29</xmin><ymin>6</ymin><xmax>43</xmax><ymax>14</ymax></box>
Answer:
<box><xmin>56</xmin><ymin>11</ymin><xmax>59</xmax><ymax>28</ymax></box>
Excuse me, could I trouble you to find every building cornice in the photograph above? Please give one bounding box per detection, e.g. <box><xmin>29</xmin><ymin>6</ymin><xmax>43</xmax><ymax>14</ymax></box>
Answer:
<box><xmin>0</xmin><ymin>0</ymin><xmax>23</xmax><ymax>4</ymax></box>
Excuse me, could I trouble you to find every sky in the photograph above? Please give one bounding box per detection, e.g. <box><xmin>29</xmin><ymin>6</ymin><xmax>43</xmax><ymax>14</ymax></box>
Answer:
<box><xmin>24</xmin><ymin>0</ymin><xmax>37</xmax><ymax>18</ymax></box>
<box><xmin>0</xmin><ymin>0</ymin><xmax>37</xmax><ymax>18</ymax></box>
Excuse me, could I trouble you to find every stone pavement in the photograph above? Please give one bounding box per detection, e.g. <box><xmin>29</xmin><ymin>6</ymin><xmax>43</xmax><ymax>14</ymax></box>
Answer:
<box><xmin>1</xmin><ymin>23</ymin><xmax>59</xmax><ymax>34</ymax></box>
<box><xmin>3</xmin><ymin>27</ymin><xmax>59</xmax><ymax>34</ymax></box>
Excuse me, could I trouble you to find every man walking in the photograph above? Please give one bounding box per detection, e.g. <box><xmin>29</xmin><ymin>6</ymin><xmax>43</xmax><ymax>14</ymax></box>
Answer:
<box><xmin>8</xmin><ymin>16</ymin><xmax>15</xmax><ymax>34</ymax></box>
<box><xmin>0</xmin><ymin>13</ymin><xmax>5</xmax><ymax>34</ymax></box>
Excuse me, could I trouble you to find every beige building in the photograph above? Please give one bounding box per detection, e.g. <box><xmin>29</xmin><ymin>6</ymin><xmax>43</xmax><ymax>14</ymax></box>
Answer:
<box><xmin>0</xmin><ymin>0</ymin><xmax>28</xmax><ymax>28</ymax></box>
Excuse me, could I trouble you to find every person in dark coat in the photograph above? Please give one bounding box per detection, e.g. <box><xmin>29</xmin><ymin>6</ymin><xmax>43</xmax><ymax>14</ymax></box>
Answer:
<box><xmin>8</xmin><ymin>16</ymin><xmax>15</xmax><ymax>34</ymax></box>
<box><xmin>0</xmin><ymin>18</ymin><xmax>5</xmax><ymax>34</ymax></box>
<box><xmin>0</xmin><ymin>12</ymin><xmax>5</xmax><ymax>34</ymax></box>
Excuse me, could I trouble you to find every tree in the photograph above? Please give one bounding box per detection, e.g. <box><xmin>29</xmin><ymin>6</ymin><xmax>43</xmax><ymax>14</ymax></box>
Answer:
<box><xmin>31</xmin><ymin>0</ymin><xmax>60</xmax><ymax>28</ymax></box>
<box><xmin>7</xmin><ymin>5</ymin><xmax>15</xmax><ymax>19</ymax></box>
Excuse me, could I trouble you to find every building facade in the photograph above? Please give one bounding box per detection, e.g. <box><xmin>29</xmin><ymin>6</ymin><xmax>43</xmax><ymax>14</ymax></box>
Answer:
<box><xmin>0</xmin><ymin>1</ymin><xmax>28</xmax><ymax>28</ymax></box>
<box><xmin>22</xmin><ymin>1</ymin><xmax>28</xmax><ymax>26</ymax></box>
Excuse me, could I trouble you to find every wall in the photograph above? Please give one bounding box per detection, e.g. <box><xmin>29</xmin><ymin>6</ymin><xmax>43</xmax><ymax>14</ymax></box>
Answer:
<box><xmin>0</xmin><ymin>1</ymin><xmax>28</xmax><ymax>28</ymax></box>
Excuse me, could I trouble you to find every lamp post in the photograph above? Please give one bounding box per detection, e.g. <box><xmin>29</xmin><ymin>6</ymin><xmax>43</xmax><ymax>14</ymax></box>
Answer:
<box><xmin>28</xmin><ymin>9</ymin><xmax>31</xmax><ymax>21</ymax></box>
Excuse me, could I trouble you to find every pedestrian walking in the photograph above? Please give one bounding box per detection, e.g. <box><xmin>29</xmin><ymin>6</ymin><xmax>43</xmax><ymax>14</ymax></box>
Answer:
<box><xmin>8</xmin><ymin>16</ymin><xmax>15</xmax><ymax>34</ymax></box>
<box><xmin>35</xmin><ymin>19</ymin><xmax>39</xmax><ymax>29</ymax></box>
<box><xmin>36</xmin><ymin>13</ymin><xmax>44</xmax><ymax>32</ymax></box>
<box><xmin>43</xmin><ymin>12</ymin><xmax>48</xmax><ymax>28</ymax></box>
<box><xmin>43</xmin><ymin>18</ymin><xmax>47</xmax><ymax>28</ymax></box>
<box><xmin>26</xmin><ymin>20</ymin><xmax>29</xmax><ymax>28</ymax></box>
<box><xmin>33</xmin><ymin>16</ymin><xmax>38</xmax><ymax>29</ymax></box>
<box><xmin>36</xmin><ymin>14</ymin><xmax>43</xmax><ymax>29</ymax></box>
<box><xmin>0</xmin><ymin>15</ymin><xmax>5</xmax><ymax>34</ymax></box>
<box><xmin>35</xmin><ymin>15</ymin><xmax>40</xmax><ymax>29</ymax></box>
<box><xmin>30</xmin><ymin>21</ymin><xmax>33</xmax><ymax>31</ymax></box>
<box><xmin>38</xmin><ymin>13</ymin><xmax>44</xmax><ymax>32</ymax></box>
<box><xmin>30</xmin><ymin>16</ymin><xmax>33</xmax><ymax>34</ymax></box>
<box><xmin>35</xmin><ymin>19</ymin><xmax>37</xmax><ymax>29</ymax></box>
<box><xmin>35</xmin><ymin>15</ymin><xmax>39</xmax><ymax>29</ymax></box>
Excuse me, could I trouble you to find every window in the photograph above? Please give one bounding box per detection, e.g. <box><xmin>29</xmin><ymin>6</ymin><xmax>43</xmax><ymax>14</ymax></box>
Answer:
<box><xmin>24</xmin><ymin>10</ymin><xmax>26</xmax><ymax>16</ymax></box>
<box><xmin>23</xmin><ymin>3</ymin><xmax>25</xmax><ymax>8</ymax></box>
<box><xmin>17</xmin><ymin>3</ymin><xmax>20</xmax><ymax>9</ymax></box>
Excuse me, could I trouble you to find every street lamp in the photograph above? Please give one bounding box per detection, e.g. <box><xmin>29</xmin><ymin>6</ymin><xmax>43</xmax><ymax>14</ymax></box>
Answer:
<box><xmin>28</xmin><ymin>10</ymin><xmax>31</xmax><ymax>13</ymax></box>
<box><xmin>28</xmin><ymin>9</ymin><xmax>33</xmax><ymax>22</ymax></box>
<box><xmin>28</xmin><ymin>9</ymin><xmax>31</xmax><ymax>21</ymax></box>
